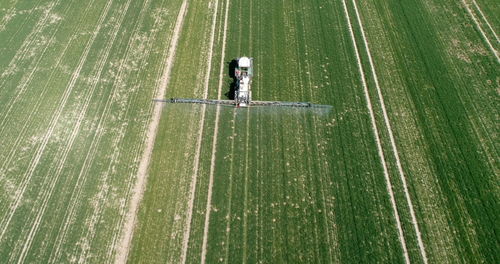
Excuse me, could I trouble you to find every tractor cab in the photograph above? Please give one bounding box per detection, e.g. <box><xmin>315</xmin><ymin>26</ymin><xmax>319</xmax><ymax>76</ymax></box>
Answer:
<box><xmin>235</xmin><ymin>56</ymin><xmax>253</xmax><ymax>79</ymax></box>
<box><xmin>235</xmin><ymin>57</ymin><xmax>253</xmax><ymax>107</ymax></box>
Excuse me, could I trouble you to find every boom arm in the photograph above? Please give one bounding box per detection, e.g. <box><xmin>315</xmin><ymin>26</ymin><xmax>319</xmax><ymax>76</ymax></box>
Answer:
<box><xmin>154</xmin><ymin>98</ymin><xmax>331</xmax><ymax>108</ymax></box>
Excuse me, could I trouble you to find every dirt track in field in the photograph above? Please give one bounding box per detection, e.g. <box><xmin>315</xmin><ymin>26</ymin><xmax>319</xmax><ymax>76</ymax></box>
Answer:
<box><xmin>114</xmin><ymin>1</ymin><xmax>189</xmax><ymax>263</ymax></box>
<box><xmin>200</xmin><ymin>0</ymin><xmax>230</xmax><ymax>262</ymax></box>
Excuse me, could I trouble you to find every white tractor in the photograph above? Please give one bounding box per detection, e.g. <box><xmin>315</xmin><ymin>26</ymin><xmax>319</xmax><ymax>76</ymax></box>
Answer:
<box><xmin>160</xmin><ymin>56</ymin><xmax>329</xmax><ymax>109</ymax></box>
<box><xmin>234</xmin><ymin>56</ymin><xmax>253</xmax><ymax>107</ymax></box>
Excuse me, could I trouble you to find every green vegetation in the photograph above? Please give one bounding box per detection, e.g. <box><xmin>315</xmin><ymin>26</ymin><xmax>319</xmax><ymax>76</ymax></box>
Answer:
<box><xmin>0</xmin><ymin>0</ymin><xmax>497</xmax><ymax>263</ymax></box>
<box><xmin>131</xmin><ymin>0</ymin><xmax>498</xmax><ymax>263</ymax></box>
<box><xmin>0</xmin><ymin>0</ymin><xmax>183</xmax><ymax>262</ymax></box>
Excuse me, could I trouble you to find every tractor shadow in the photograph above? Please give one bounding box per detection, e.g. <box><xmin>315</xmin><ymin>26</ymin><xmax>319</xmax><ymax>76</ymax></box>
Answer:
<box><xmin>224</xmin><ymin>59</ymin><xmax>238</xmax><ymax>100</ymax></box>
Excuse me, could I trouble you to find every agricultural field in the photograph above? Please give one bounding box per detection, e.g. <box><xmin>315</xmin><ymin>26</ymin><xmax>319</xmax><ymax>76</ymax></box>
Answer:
<box><xmin>0</xmin><ymin>0</ymin><xmax>498</xmax><ymax>264</ymax></box>
<box><xmin>0</xmin><ymin>0</ymin><xmax>184</xmax><ymax>262</ymax></box>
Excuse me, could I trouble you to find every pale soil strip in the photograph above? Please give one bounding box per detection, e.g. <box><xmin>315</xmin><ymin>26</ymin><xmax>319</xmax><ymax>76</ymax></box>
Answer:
<box><xmin>113</xmin><ymin>1</ymin><xmax>189</xmax><ymax>263</ymax></box>
<box><xmin>49</xmin><ymin>28</ymin><xmax>125</xmax><ymax>261</ymax></box>
<box><xmin>0</xmin><ymin>0</ymin><xmax>20</xmax><ymax>31</ymax></box>
<box><xmin>461</xmin><ymin>0</ymin><xmax>500</xmax><ymax>63</ymax></box>
<box><xmin>0</xmin><ymin>2</ymin><xmax>82</xmax><ymax>188</ymax></box>
<box><xmin>0</xmin><ymin>1</ymin><xmax>58</xmax><ymax>93</ymax></box>
<box><xmin>255</xmin><ymin>18</ymin><xmax>264</xmax><ymax>260</ymax></box>
<box><xmin>180</xmin><ymin>0</ymin><xmax>219</xmax><ymax>264</ymax></box>
<box><xmin>302</xmin><ymin>28</ymin><xmax>335</xmax><ymax>261</ymax></box>
<box><xmin>89</xmin><ymin>0</ymin><xmax>160</xmax><ymax>261</ymax></box>
<box><xmin>0</xmin><ymin>0</ymin><xmax>44</xmax><ymax>34</ymax></box>
<box><xmin>105</xmin><ymin>13</ymin><xmax>164</xmax><ymax>261</ymax></box>
<box><xmin>0</xmin><ymin>0</ymin><xmax>61</xmax><ymax>131</ymax></box>
<box><xmin>223</xmin><ymin>110</ymin><xmax>237</xmax><ymax>264</ymax></box>
<box><xmin>310</xmin><ymin>115</ymin><xmax>336</xmax><ymax>262</ymax></box>
<box><xmin>15</xmin><ymin>0</ymin><xmax>122</xmax><ymax>261</ymax></box>
<box><xmin>0</xmin><ymin>0</ymin><xmax>112</xmax><ymax>242</ymax></box>
<box><xmin>241</xmin><ymin>108</ymin><xmax>250</xmax><ymax>263</ymax></box>
<box><xmin>81</xmin><ymin>1</ymin><xmax>161</xmax><ymax>262</ymax></box>
<box><xmin>0</xmin><ymin>8</ymin><xmax>93</xmax><ymax>236</ymax></box>
<box><xmin>0</xmin><ymin>1</ymin><xmax>56</xmax><ymax>77</ymax></box>
<box><xmin>22</xmin><ymin>0</ymin><xmax>136</xmax><ymax>262</ymax></box>
<box><xmin>351</xmin><ymin>1</ymin><xmax>429</xmax><ymax>262</ymax></box>
<box><xmin>48</xmin><ymin>4</ymin><xmax>132</xmax><ymax>257</ymax></box>
<box><xmin>340</xmin><ymin>1</ymin><xmax>410</xmax><ymax>263</ymax></box>
<box><xmin>48</xmin><ymin>34</ymin><xmax>121</xmax><ymax>264</ymax></box>
<box><xmin>285</xmin><ymin>3</ymin><xmax>323</xmax><ymax>258</ymax></box>
<box><xmin>470</xmin><ymin>0</ymin><xmax>499</xmax><ymax>43</ymax></box>
<box><xmin>0</xmin><ymin>0</ymin><xmax>77</xmax><ymax>175</ymax></box>
<box><xmin>200</xmin><ymin>0</ymin><xmax>229</xmax><ymax>262</ymax></box>
<box><xmin>181</xmin><ymin>0</ymin><xmax>220</xmax><ymax>262</ymax></box>
<box><xmin>242</xmin><ymin>1</ymin><xmax>252</xmax><ymax>261</ymax></box>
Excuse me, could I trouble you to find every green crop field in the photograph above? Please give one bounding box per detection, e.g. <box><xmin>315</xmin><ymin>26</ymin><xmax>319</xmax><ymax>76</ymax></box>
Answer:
<box><xmin>0</xmin><ymin>0</ymin><xmax>184</xmax><ymax>262</ymax></box>
<box><xmin>0</xmin><ymin>0</ymin><xmax>498</xmax><ymax>263</ymax></box>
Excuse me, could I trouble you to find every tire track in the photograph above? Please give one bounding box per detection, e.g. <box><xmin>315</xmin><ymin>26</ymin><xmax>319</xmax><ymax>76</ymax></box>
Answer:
<box><xmin>0</xmin><ymin>0</ymin><xmax>60</xmax><ymax>107</ymax></box>
<box><xmin>0</xmin><ymin>9</ymin><xmax>99</xmax><ymax>243</ymax></box>
<box><xmin>1</xmin><ymin>0</ymin><xmax>50</xmax><ymax>59</ymax></box>
<box><xmin>46</xmin><ymin>1</ymin><xmax>140</xmax><ymax>259</ymax></box>
<box><xmin>461</xmin><ymin>0</ymin><xmax>500</xmax><ymax>63</ymax></box>
<box><xmin>100</xmin><ymin>5</ymin><xmax>168</xmax><ymax>264</ymax></box>
<box><xmin>0</xmin><ymin>2</ymin><xmax>82</xmax><ymax>185</ymax></box>
<box><xmin>241</xmin><ymin>108</ymin><xmax>250</xmax><ymax>264</ymax></box>
<box><xmin>104</xmin><ymin>1</ymin><xmax>171</xmax><ymax>261</ymax></box>
<box><xmin>285</xmin><ymin>3</ymin><xmax>323</xmax><ymax>259</ymax></box>
<box><xmin>0</xmin><ymin>1</ymin><xmax>56</xmax><ymax>73</ymax></box>
<box><xmin>10</xmin><ymin>0</ymin><xmax>113</xmax><ymax>261</ymax></box>
<box><xmin>15</xmin><ymin>0</ymin><xmax>134</xmax><ymax>262</ymax></box>
<box><xmin>243</xmin><ymin>2</ymin><xmax>252</xmax><ymax>261</ymax></box>
<box><xmin>0</xmin><ymin>0</ymin><xmax>62</xmax><ymax>134</ymax></box>
<box><xmin>200</xmin><ymin>0</ymin><xmax>229</xmax><ymax>262</ymax></box>
<box><xmin>300</xmin><ymin>9</ymin><xmax>336</xmax><ymax>259</ymax></box>
<box><xmin>340</xmin><ymin>1</ymin><xmax>410</xmax><ymax>263</ymax></box>
<box><xmin>0</xmin><ymin>0</ymin><xmax>113</xmax><ymax>243</ymax></box>
<box><xmin>76</xmin><ymin>1</ymin><xmax>162</xmax><ymax>262</ymax></box>
<box><xmin>0</xmin><ymin>0</ymin><xmax>80</xmax><ymax>180</ymax></box>
<box><xmin>222</xmin><ymin>110</ymin><xmax>237</xmax><ymax>264</ymax></box>
<box><xmin>350</xmin><ymin>1</ymin><xmax>428</xmax><ymax>263</ymax></box>
<box><xmin>179</xmin><ymin>0</ymin><xmax>219</xmax><ymax>262</ymax></box>
<box><xmin>254</xmin><ymin>10</ymin><xmax>264</xmax><ymax>259</ymax></box>
<box><xmin>470</xmin><ymin>0</ymin><xmax>499</xmax><ymax>43</ymax></box>
<box><xmin>241</xmin><ymin>1</ymin><xmax>254</xmax><ymax>264</ymax></box>
<box><xmin>240</xmin><ymin>1</ymin><xmax>253</xmax><ymax>263</ymax></box>
<box><xmin>114</xmin><ymin>1</ymin><xmax>189</xmax><ymax>263</ymax></box>
<box><xmin>0</xmin><ymin>0</ymin><xmax>20</xmax><ymax>31</ymax></box>
<box><xmin>0</xmin><ymin>0</ymin><xmax>43</xmax><ymax>35</ymax></box>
